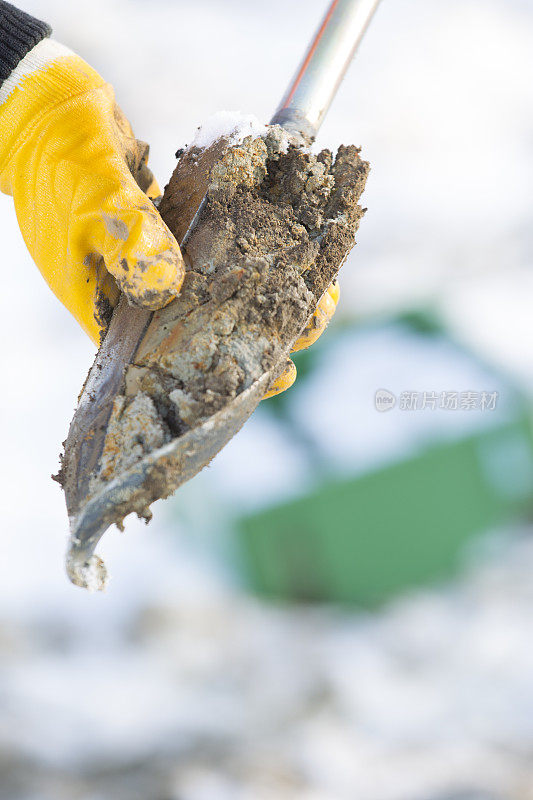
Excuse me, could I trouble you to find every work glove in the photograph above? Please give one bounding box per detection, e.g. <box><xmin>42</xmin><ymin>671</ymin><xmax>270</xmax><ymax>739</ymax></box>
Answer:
<box><xmin>263</xmin><ymin>279</ymin><xmax>340</xmax><ymax>398</ymax></box>
<box><xmin>0</xmin><ymin>5</ymin><xmax>335</xmax><ymax>393</ymax></box>
<box><xmin>0</xmin><ymin>36</ymin><xmax>184</xmax><ymax>345</ymax></box>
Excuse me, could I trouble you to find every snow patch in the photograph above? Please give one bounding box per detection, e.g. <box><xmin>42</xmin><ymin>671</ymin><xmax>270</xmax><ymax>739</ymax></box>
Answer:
<box><xmin>188</xmin><ymin>111</ymin><xmax>268</xmax><ymax>151</ymax></box>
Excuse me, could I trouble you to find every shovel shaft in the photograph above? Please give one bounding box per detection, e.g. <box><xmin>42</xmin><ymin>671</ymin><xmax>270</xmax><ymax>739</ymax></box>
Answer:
<box><xmin>271</xmin><ymin>0</ymin><xmax>380</xmax><ymax>139</ymax></box>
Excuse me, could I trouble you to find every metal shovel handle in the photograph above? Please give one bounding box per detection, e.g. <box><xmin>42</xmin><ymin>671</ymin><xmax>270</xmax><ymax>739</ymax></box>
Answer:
<box><xmin>271</xmin><ymin>0</ymin><xmax>381</xmax><ymax>139</ymax></box>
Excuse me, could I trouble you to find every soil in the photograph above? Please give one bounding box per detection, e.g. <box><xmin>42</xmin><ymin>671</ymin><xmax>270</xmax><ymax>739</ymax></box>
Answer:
<box><xmin>92</xmin><ymin>128</ymin><xmax>369</xmax><ymax>492</ymax></box>
<box><xmin>60</xmin><ymin>125</ymin><xmax>369</xmax><ymax>588</ymax></box>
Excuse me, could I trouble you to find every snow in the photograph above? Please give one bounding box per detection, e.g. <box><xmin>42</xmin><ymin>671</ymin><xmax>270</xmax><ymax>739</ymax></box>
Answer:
<box><xmin>187</xmin><ymin>110</ymin><xmax>295</xmax><ymax>155</ymax></box>
<box><xmin>188</xmin><ymin>110</ymin><xmax>267</xmax><ymax>151</ymax></box>
<box><xmin>3</xmin><ymin>529</ymin><xmax>533</xmax><ymax>799</ymax></box>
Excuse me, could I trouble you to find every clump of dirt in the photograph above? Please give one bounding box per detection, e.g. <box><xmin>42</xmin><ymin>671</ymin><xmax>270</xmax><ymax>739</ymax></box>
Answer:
<box><xmin>87</xmin><ymin>126</ymin><xmax>369</xmax><ymax>512</ymax></box>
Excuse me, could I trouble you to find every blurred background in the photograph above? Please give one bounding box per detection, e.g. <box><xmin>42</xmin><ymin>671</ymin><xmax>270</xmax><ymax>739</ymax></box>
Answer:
<box><xmin>1</xmin><ymin>0</ymin><xmax>533</xmax><ymax>798</ymax></box>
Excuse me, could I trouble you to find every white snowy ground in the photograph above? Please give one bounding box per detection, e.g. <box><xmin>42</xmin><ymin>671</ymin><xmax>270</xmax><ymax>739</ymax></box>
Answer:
<box><xmin>3</xmin><ymin>530</ymin><xmax>533</xmax><ymax>800</ymax></box>
<box><xmin>1</xmin><ymin>0</ymin><xmax>533</xmax><ymax>798</ymax></box>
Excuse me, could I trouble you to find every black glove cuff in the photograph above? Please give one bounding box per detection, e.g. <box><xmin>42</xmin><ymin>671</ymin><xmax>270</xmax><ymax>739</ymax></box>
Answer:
<box><xmin>0</xmin><ymin>1</ymin><xmax>51</xmax><ymax>86</ymax></box>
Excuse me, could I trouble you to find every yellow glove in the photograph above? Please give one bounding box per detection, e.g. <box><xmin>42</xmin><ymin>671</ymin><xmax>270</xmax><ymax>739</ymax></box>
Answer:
<box><xmin>264</xmin><ymin>279</ymin><xmax>340</xmax><ymax>399</ymax></box>
<box><xmin>0</xmin><ymin>39</ymin><xmax>184</xmax><ymax>345</ymax></box>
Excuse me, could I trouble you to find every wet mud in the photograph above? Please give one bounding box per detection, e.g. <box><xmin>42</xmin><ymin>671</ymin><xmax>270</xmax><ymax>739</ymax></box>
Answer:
<box><xmin>60</xmin><ymin>126</ymin><xmax>369</xmax><ymax>588</ymax></box>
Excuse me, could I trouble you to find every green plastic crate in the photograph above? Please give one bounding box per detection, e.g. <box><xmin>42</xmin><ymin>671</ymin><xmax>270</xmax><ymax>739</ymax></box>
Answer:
<box><xmin>236</xmin><ymin>417</ymin><xmax>533</xmax><ymax>606</ymax></box>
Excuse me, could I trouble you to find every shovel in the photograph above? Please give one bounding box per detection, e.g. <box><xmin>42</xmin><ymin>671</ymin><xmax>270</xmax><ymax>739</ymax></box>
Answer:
<box><xmin>60</xmin><ymin>0</ymin><xmax>381</xmax><ymax>589</ymax></box>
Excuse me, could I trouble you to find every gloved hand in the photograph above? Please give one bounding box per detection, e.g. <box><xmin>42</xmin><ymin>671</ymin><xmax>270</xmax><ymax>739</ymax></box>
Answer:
<box><xmin>0</xmin><ymin>39</ymin><xmax>184</xmax><ymax>345</ymax></box>
<box><xmin>0</xmin><ymin>21</ymin><xmax>336</xmax><ymax>390</ymax></box>
<box><xmin>263</xmin><ymin>279</ymin><xmax>340</xmax><ymax>399</ymax></box>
